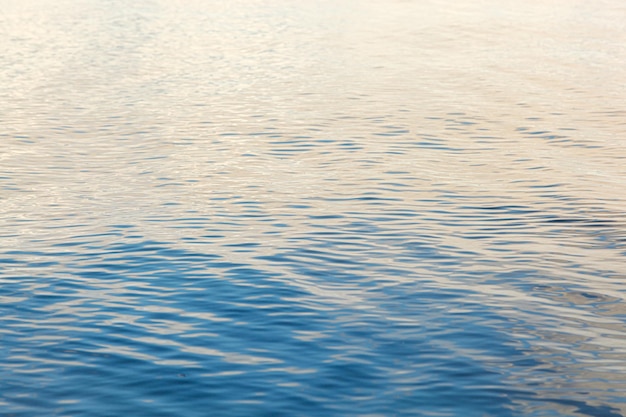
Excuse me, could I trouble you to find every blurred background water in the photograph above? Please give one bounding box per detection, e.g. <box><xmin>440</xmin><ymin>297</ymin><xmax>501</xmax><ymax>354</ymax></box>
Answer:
<box><xmin>1</xmin><ymin>0</ymin><xmax>626</xmax><ymax>416</ymax></box>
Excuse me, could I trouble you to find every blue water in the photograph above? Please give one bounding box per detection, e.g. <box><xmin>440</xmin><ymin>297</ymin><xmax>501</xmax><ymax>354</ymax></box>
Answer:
<box><xmin>2</xmin><ymin>0</ymin><xmax>626</xmax><ymax>416</ymax></box>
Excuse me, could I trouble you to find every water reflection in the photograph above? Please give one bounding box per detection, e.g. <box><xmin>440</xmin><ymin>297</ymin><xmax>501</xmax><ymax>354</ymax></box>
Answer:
<box><xmin>1</xmin><ymin>0</ymin><xmax>626</xmax><ymax>416</ymax></box>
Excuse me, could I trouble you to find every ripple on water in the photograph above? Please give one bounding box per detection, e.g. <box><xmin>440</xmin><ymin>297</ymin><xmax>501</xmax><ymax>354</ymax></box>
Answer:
<box><xmin>2</xmin><ymin>0</ymin><xmax>626</xmax><ymax>416</ymax></box>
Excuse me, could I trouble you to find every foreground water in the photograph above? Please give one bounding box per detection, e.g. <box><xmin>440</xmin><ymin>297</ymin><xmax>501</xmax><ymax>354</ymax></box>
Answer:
<box><xmin>1</xmin><ymin>0</ymin><xmax>626</xmax><ymax>416</ymax></box>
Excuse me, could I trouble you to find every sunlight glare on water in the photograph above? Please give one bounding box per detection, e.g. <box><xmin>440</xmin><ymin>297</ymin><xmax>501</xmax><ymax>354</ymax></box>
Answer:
<box><xmin>1</xmin><ymin>0</ymin><xmax>626</xmax><ymax>416</ymax></box>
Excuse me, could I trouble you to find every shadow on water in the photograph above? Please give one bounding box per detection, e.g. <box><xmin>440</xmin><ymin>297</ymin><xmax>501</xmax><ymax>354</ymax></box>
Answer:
<box><xmin>0</xmin><ymin>239</ymin><xmax>515</xmax><ymax>416</ymax></box>
<box><xmin>1</xmin><ymin>232</ymin><xmax>624</xmax><ymax>416</ymax></box>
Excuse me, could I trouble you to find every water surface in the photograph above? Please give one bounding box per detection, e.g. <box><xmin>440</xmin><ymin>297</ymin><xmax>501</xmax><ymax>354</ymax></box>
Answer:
<box><xmin>1</xmin><ymin>0</ymin><xmax>626</xmax><ymax>416</ymax></box>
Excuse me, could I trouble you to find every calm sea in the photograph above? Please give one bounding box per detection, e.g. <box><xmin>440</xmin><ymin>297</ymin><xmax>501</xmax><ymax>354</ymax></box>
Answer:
<box><xmin>1</xmin><ymin>0</ymin><xmax>625</xmax><ymax>416</ymax></box>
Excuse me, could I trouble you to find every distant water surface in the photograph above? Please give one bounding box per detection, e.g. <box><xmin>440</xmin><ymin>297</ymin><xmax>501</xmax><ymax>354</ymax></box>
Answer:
<box><xmin>1</xmin><ymin>0</ymin><xmax>626</xmax><ymax>416</ymax></box>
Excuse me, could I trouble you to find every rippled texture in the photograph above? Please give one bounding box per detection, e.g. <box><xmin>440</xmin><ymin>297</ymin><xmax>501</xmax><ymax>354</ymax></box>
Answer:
<box><xmin>1</xmin><ymin>0</ymin><xmax>626</xmax><ymax>416</ymax></box>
